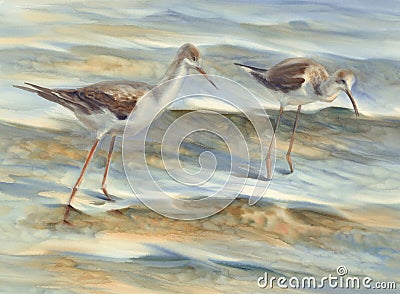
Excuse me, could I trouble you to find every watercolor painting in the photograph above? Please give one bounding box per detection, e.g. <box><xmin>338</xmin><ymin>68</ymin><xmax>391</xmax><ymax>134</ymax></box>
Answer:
<box><xmin>0</xmin><ymin>0</ymin><xmax>399</xmax><ymax>293</ymax></box>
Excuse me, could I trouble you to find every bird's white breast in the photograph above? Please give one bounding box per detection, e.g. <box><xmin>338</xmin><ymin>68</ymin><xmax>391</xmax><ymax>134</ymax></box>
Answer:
<box><xmin>277</xmin><ymin>84</ymin><xmax>318</xmax><ymax>106</ymax></box>
<box><xmin>75</xmin><ymin>110</ymin><xmax>126</xmax><ymax>138</ymax></box>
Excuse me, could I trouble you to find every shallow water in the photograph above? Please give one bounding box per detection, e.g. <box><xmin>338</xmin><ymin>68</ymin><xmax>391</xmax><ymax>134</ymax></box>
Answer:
<box><xmin>0</xmin><ymin>109</ymin><xmax>399</xmax><ymax>292</ymax></box>
<box><xmin>0</xmin><ymin>1</ymin><xmax>399</xmax><ymax>292</ymax></box>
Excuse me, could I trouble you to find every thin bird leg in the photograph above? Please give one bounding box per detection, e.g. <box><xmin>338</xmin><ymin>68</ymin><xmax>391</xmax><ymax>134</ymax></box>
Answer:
<box><xmin>266</xmin><ymin>105</ymin><xmax>284</xmax><ymax>179</ymax></box>
<box><xmin>63</xmin><ymin>138</ymin><xmax>100</xmax><ymax>223</ymax></box>
<box><xmin>101</xmin><ymin>136</ymin><xmax>116</xmax><ymax>200</ymax></box>
<box><xmin>286</xmin><ymin>105</ymin><xmax>302</xmax><ymax>173</ymax></box>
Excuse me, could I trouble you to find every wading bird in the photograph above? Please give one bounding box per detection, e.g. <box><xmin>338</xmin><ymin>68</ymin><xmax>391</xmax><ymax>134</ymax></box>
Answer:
<box><xmin>235</xmin><ymin>57</ymin><xmax>359</xmax><ymax>178</ymax></box>
<box><xmin>15</xmin><ymin>43</ymin><xmax>217</xmax><ymax>223</ymax></box>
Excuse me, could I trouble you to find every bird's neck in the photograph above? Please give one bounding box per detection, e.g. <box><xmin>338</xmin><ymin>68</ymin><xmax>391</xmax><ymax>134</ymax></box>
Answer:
<box><xmin>160</xmin><ymin>58</ymin><xmax>189</xmax><ymax>84</ymax></box>
<box><xmin>318</xmin><ymin>76</ymin><xmax>341</xmax><ymax>102</ymax></box>
<box><xmin>156</xmin><ymin>58</ymin><xmax>189</xmax><ymax>102</ymax></box>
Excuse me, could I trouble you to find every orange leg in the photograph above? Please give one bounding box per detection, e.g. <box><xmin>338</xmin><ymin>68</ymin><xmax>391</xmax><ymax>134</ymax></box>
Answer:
<box><xmin>286</xmin><ymin>105</ymin><xmax>302</xmax><ymax>173</ymax></box>
<box><xmin>63</xmin><ymin>138</ymin><xmax>100</xmax><ymax>223</ymax></box>
<box><xmin>101</xmin><ymin>136</ymin><xmax>116</xmax><ymax>200</ymax></box>
<box><xmin>266</xmin><ymin>105</ymin><xmax>284</xmax><ymax>179</ymax></box>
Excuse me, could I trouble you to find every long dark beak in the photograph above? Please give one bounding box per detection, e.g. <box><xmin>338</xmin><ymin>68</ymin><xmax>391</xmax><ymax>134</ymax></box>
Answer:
<box><xmin>345</xmin><ymin>88</ymin><xmax>359</xmax><ymax>117</ymax></box>
<box><xmin>195</xmin><ymin>66</ymin><xmax>218</xmax><ymax>89</ymax></box>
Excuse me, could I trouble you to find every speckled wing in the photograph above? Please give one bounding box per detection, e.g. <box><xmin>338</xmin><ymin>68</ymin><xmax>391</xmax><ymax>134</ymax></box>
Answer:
<box><xmin>17</xmin><ymin>81</ymin><xmax>154</xmax><ymax>120</ymax></box>
<box><xmin>76</xmin><ymin>81</ymin><xmax>154</xmax><ymax>119</ymax></box>
<box><xmin>252</xmin><ymin>58</ymin><xmax>309</xmax><ymax>93</ymax></box>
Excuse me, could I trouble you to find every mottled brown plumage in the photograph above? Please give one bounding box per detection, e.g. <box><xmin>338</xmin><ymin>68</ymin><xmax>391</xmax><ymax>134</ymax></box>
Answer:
<box><xmin>235</xmin><ymin>57</ymin><xmax>358</xmax><ymax>178</ymax></box>
<box><xmin>14</xmin><ymin>43</ymin><xmax>209</xmax><ymax>125</ymax></box>
<box><xmin>236</xmin><ymin>58</ymin><xmax>330</xmax><ymax>95</ymax></box>
<box><xmin>15</xmin><ymin>81</ymin><xmax>153</xmax><ymax>120</ymax></box>
<box><xmin>14</xmin><ymin>43</ymin><xmax>215</xmax><ymax>224</ymax></box>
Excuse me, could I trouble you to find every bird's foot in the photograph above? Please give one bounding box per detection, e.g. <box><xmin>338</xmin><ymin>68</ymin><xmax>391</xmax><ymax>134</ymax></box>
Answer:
<box><xmin>102</xmin><ymin>187</ymin><xmax>115</xmax><ymax>202</ymax></box>
<box><xmin>62</xmin><ymin>204</ymin><xmax>75</xmax><ymax>225</ymax></box>
<box><xmin>62</xmin><ymin>219</ymin><xmax>73</xmax><ymax>226</ymax></box>
<box><xmin>286</xmin><ymin>153</ymin><xmax>294</xmax><ymax>174</ymax></box>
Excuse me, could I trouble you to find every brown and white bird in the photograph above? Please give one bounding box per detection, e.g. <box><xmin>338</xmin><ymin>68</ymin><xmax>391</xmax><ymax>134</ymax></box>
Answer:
<box><xmin>235</xmin><ymin>57</ymin><xmax>359</xmax><ymax>178</ymax></box>
<box><xmin>15</xmin><ymin>43</ymin><xmax>216</xmax><ymax>223</ymax></box>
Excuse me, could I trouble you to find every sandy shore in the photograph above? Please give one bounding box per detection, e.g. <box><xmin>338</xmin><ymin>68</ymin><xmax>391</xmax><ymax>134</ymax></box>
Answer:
<box><xmin>0</xmin><ymin>110</ymin><xmax>398</xmax><ymax>292</ymax></box>
<box><xmin>1</xmin><ymin>1</ymin><xmax>400</xmax><ymax>291</ymax></box>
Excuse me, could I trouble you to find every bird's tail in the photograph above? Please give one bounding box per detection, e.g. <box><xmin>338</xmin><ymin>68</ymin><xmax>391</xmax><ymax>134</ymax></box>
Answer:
<box><xmin>234</xmin><ymin>62</ymin><xmax>268</xmax><ymax>73</ymax></box>
<box><xmin>14</xmin><ymin>82</ymin><xmax>55</xmax><ymax>95</ymax></box>
<box><xmin>13</xmin><ymin>82</ymin><xmax>76</xmax><ymax>111</ymax></box>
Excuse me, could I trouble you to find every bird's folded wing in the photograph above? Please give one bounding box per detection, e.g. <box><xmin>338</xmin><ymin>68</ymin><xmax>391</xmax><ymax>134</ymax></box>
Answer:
<box><xmin>76</xmin><ymin>81</ymin><xmax>154</xmax><ymax>119</ymax></box>
<box><xmin>258</xmin><ymin>59</ymin><xmax>309</xmax><ymax>93</ymax></box>
<box><xmin>17</xmin><ymin>81</ymin><xmax>154</xmax><ymax>119</ymax></box>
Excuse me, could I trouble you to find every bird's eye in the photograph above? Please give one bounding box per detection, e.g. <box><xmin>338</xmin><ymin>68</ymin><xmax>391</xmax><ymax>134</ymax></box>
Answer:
<box><xmin>192</xmin><ymin>55</ymin><xmax>197</xmax><ymax>62</ymax></box>
<box><xmin>340</xmin><ymin>79</ymin><xmax>346</xmax><ymax>84</ymax></box>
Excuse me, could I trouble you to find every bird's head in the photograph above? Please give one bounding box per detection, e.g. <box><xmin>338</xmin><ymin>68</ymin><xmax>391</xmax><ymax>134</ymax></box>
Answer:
<box><xmin>177</xmin><ymin>43</ymin><xmax>217</xmax><ymax>89</ymax></box>
<box><xmin>333</xmin><ymin>69</ymin><xmax>359</xmax><ymax>117</ymax></box>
